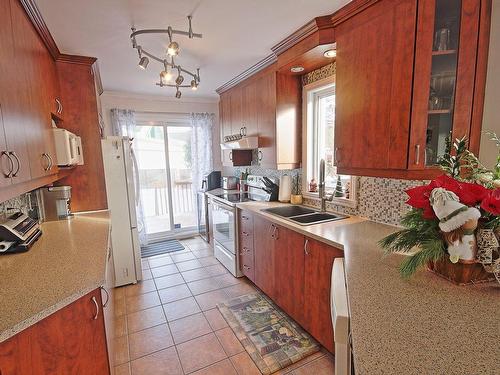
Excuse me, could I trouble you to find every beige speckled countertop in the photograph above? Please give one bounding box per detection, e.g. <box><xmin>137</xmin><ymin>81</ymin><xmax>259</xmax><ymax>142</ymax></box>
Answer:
<box><xmin>233</xmin><ymin>200</ymin><xmax>500</xmax><ymax>375</ymax></box>
<box><xmin>0</xmin><ymin>211</ymin><xmax>111</xmax><ymax>343</ymax></box>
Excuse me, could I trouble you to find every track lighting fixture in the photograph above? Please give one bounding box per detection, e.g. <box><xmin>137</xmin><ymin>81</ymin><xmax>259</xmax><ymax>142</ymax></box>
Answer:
<box><xmin>138</xmin><ymin>56</ymin><xmax>149</xmax><ymax>70</ymax></box>
<box><xmin>130</xmin><ymin>16</ymin><xmax>202</xmax><ymax>98</ymax></box>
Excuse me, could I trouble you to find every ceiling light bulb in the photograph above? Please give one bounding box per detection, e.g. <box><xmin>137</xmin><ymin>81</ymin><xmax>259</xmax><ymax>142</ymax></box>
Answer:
<box><xmin>190</xmin><ymin>79</ymin><xmax>198</xmax><ymax>90</ymax></box>
<box><xmin>290</xmin><ymin>66</ymin><xmax>304</xmax><ymax>73</ymax></box>
<box><xmin>138</xmin><ymin>56</ymin><xmax>149</xmax><ymax>69</ymax></box>
<box><xmin>175</xmin><ymin>90</ymin><xmax>182</xmax><ymax>99</ymax></box>
<box><xmin>167</xmin><ymin>41</ymin><xmax>180</xmax><ymax>56</ymax></box>
<box><xmin>160</xmin><ymin>69</ymin><xmax>172</xmax><ymax>84</ymax></box>
<box><xmin>324</xmin><ymin>49</ymin><xmax>336</xmax><ymax>58</ymax></box>
<box><xmin>175</xmin><ymin>74</ymin><xmax>184</xmax><ymax>85</ymax></box>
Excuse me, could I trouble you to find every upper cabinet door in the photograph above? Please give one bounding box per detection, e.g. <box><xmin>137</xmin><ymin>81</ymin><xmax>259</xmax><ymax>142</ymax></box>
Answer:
<box><xmin>335</xmin><ymin>0</ymin><xmax>417</xmax><ymax>171</ymax></box>
<box><xmin>220</xmin><ymin>92</ymin><xmax>232</xmax><ymax>140</ymax></box>
<box><xmin>242</xmin><ymin>80</ymin><xmax>258</xmax><ymax>137</ymax></box>
<box><xmin>230</xmin><ymin>86</ymin><xmax>243</xmax><ymax>137</ymax></box>
<box><xmin>408</xmin><ymin>0</ymin><xmax>481</xmax><ymax>169</ymax></box>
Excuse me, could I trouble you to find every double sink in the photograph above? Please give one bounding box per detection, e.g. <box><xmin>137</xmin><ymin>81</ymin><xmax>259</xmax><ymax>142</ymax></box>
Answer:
<box><xmin>262</xmin><ymin>205</ymin><xmax>347</xmax><ymax>225</ymax></box>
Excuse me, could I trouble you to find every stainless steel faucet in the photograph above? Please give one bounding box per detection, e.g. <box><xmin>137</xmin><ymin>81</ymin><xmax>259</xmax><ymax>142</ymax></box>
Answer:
<box><xmin>319</xmin><ymin>159</ymin><xmax>333</xmax><ymax>212</ymax></box>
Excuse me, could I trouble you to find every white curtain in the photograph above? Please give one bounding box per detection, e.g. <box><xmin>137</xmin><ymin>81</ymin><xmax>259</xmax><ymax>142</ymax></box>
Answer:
<box><xmin>191</xmin><ymin>113</ymin><xmax>215</xmax><ymax>193</ymax></box>
<box><xmin>110</xmin><ymin>108</ymin><xmax>149</xmax><ymax>246</ymax></box>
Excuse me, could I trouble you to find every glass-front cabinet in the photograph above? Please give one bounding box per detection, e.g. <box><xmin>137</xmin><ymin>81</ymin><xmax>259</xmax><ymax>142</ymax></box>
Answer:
<box><xmin>409</xmin><ymin>0</ymin><xmax>482</xmax><ymax>169</ymax></box>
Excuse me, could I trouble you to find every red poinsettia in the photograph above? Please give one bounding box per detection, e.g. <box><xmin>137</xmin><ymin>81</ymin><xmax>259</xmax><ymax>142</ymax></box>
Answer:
<box><xmin>481</xmin><ymin>189</ymin><xmax>500</xmax><ymax>216</ymax></box>
<box><xmin>405</xmin><ymin>174</ymin><xmax>489</xmax><ymax>219</ymax></box>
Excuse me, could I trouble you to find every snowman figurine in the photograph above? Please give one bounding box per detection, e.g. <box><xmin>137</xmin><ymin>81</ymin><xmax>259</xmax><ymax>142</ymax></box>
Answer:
<box><xmin>430</xmin><ymin>188</ymin><xmax>481</xmax><ymax>264</ymax></box>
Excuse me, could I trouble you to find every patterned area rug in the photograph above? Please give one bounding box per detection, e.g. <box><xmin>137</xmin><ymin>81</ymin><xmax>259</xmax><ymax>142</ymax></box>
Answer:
<box><xmin>217</xmin><ymin>293</ymin><xmax>320</xmax><ymax>374</ymax></box>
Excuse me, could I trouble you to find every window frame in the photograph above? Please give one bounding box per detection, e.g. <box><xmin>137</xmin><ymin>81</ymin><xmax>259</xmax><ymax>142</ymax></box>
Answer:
<box><xmin>302</xmin><ymin>76</ymin><xmax>357</xmax><ymax>208</ymax></box>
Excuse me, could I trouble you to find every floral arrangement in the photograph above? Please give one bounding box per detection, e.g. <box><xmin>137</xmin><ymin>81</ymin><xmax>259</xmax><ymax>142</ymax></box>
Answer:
<box><xmin>380</xmin><ymin>135</ymin><xmax>500</xmax><ymax>281</ymax></box>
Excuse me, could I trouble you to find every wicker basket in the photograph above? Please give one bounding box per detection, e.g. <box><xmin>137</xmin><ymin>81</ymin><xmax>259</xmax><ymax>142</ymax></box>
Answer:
<box><xmin>427</xmin><ymin>258</ymin><xmax>495</xmax><ymax>285</ymax></box>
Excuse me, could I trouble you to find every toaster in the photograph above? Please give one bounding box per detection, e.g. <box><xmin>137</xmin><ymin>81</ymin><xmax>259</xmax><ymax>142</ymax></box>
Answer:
<box><xmin>222</xmin><ymin>176</ymin><xmax>238</xmax><ymax>190</ymax></box>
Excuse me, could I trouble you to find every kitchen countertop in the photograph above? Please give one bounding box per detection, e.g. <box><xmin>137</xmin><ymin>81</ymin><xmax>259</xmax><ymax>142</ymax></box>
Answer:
<box><xmin>236</xmin><ymin>201</ymin><xmax>499</xmax><ymax>375</ymax></box>
<box><xmin>0</xmin><ymin>211</ymin><xmax>111</xmax><ymax>343</ymax></box>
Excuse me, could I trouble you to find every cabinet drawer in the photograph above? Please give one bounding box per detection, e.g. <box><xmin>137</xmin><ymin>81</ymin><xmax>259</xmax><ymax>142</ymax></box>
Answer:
<box><xmin>239</xmin><ymin>232</ymin><xmax>254</xmax><ymax>253</ymax></box>
<box><xmin>240</xmin><ymin>251</ymin><xmax>255</xmax><ymax>282</ymax></box>
<box><xmin>239</xmin><ymin>210</ymin><xmax>254</xmax><ymax>235</ymax></box>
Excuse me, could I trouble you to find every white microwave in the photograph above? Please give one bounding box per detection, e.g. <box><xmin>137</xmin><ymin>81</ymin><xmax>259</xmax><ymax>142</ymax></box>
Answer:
<box><xmin>52</xmin><ymin>128</ymin><xmax>84</xmax><ymax>166</ymax></box>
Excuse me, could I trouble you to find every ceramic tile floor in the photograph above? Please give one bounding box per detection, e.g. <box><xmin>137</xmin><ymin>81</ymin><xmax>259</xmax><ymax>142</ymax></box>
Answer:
<box><xmin>113</xmin><ymin>236</ymin><xmax>335</xmax><ymax>375</ymax></box>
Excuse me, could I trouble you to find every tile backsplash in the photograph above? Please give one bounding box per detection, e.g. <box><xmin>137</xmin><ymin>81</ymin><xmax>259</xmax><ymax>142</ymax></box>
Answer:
<box><xmin>223</xmin><ymin>166</ymin><xmax>425</xmax><ymax>227</ymax></box>
<box><xmin>0</xmin><ymin>191</ymin><xmax>39</xmax><ymax>220</ymax></box>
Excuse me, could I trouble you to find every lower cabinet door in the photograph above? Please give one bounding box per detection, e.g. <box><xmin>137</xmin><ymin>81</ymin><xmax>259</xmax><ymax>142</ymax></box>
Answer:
<box><xmin>303</xmin><ymin>238</ymin><xmax>344</xmax><ymax>353</ymax></box>
<box><xmin>253</xmin><ymin>217</ymin><xmax>276</xmax><ymax>299</ymax></box>
<box><xmin>274</xmin><ymin>225</ymin><xmax>305</xmax><ymax>324</ymax></box>
<box><xmin>0</xmin><ymin>289</ymin><xmax>110</xmax><ymax>375</ymax></box>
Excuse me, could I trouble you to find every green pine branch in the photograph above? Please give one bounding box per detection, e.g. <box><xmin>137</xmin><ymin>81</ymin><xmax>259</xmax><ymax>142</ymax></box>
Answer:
<box><xmin>399</xmin><ymin>238</ymin><xmax>446</xmax><ymax>279</ymax></box>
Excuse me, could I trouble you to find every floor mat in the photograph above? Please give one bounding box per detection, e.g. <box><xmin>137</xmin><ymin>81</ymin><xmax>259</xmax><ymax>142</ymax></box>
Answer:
<box><xmin>140</xmin><ymin>239</ymin><xmax>184</xmax><ymax>258</ymax></box>
<box><xmin>217</xmin><ymin>293</ymin><xmax>320</xmax><ymax>375</ymax></box>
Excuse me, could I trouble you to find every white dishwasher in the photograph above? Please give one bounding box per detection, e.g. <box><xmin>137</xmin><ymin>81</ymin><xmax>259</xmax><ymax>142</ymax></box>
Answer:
<box><xmin>331</xmin><ymin>258</ymin><xmax>352</xmax><ymax>375</ymax></box>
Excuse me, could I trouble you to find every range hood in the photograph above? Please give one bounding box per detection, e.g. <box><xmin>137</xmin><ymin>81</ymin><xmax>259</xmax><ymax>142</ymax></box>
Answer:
<box><xmin>220</xmin><ymin>136</ymin><xmax>259</xmax><ymax>150</ymax></box>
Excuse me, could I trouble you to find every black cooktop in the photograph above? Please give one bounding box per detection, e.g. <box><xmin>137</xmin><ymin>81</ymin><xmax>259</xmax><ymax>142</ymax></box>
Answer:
<box><xmin>215</xmin><ymin>193</ymin><xmax>255</xmax><ymax>203</ymax></box>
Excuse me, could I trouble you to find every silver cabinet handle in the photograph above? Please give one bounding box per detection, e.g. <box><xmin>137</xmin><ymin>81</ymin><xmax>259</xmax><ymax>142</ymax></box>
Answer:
<box><xmin>100</xmin><ymin>286</ymin><xmax>110</xmax><ymax>308</ymax></box>
<box><xmin>42</xmin><ymin>153</ymin><xmax>50</xmax><ymax>171</ymax></box>
<box><xmin>91</xmin><ymin>296</ymin><xmax>99</xmax><ymax>320</ymax></box>
<box><xmin>1</xmin><ymin>151</ymin><xmax>13</xmax><ymax>178</ymax></box>
<box><xmin>271</xmin><ymin>224</ymin><xmax>279</xmax><ymax>240</ymax></box>
<box><xmin>304</xmin><ymin>239</ymin><xmax>309</xmax><ymax>255</ymax></box>
<box><xmin>415</xmin><ymin>144</ymin><xmax>420</xmax><ymax>165</ymax></box>
<box><xmin>10</xmin><ymin>151</ymin><xmax>20</xmax><ymax>177</ymax></box>
<box><xmin>55</xmin><ymin>98</ymin><xmax>63</xmax><ymax>114</ymax></box>
<box><xmin>229</xmin><ymin>151</ymin><xmax>232</xmax><ymax>161</ymax></box>
<box><xmin>47</xmin><ymin>153</ymin><xmax>53</xmax><ymax>170</ymax></box>
<box><xmin>258</xmin><ymin>150</ymin><xmax>263</xmax><ymax>162</ymax></box>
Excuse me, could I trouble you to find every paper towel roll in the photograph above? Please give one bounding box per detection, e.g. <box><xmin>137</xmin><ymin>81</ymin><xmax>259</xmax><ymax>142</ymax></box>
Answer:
<box><xmin>279</xmin><ymin>175</ymin><xmax>292</xmax><ymax>202</ymax></box>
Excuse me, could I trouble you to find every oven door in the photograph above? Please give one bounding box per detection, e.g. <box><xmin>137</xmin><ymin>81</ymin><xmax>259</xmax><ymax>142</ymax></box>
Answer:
<box><xmin>210</xmin><ymin>199</ymin><xmax>235</xmax><ymax>255</ymax></box>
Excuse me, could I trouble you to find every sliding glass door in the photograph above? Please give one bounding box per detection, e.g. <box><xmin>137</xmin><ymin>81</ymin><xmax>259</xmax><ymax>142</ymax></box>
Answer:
<box><xmin>134</xmin><ymin>120</ymin><xmax>196</xmax><ymax>241</ymax></box>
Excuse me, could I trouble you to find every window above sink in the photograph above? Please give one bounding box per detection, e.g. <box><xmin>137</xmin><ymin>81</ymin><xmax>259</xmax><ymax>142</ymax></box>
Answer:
<box><xmin>302</xmin><ymin>74</ymin><xmax>357</xmax><ymax>208</ymax></box>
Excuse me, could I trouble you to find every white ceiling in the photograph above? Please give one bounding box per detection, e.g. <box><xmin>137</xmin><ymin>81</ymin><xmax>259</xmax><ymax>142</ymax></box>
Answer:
<box><xmin>36</xmin><ymin>0</ymin><xmax>349</xmax><ymax>98</ymax></box>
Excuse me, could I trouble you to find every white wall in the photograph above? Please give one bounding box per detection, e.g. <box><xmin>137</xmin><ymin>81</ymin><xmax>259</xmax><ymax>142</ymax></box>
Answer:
<box><xmin>479</xmin><ymin>1</ymin><xmax>500</xmax><ymax>169</ymax></box>
<box><xmin>100</xmin><ymin>90</ymin><xmax>222</xmax><ymax>170</ymax></box>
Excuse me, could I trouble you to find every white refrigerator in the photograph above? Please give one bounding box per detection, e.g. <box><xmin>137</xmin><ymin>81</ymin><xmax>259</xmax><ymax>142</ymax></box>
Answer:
<box><xmin>102</xmin><ymin>136</ymin><xmax>143</xmax><ymax>286</ymax></box>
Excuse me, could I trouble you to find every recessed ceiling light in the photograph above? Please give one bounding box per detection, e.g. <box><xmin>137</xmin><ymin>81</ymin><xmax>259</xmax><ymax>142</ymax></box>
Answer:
<box><xmin>324</xmin><ymin>49</ymin><xmax>336</xmax><ymax>58</ymax></box>
<box><xmin>290</xmin><ymin>66</ymin><xmax>304</xmax><ymax>73</ymax></box>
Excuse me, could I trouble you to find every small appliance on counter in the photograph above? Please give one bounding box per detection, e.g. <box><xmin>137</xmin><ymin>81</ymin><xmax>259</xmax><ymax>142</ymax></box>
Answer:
<box><xmin>247</xmin><ymin>175</ymin><xmax>279</xmax><ymax>201</ymax></box>
<box><xmin>222</xmin><ymin>176</ymin><xmax>238</xmax><ymax>190</ymax></box>
<box><xmin>201</xmin><ymin>171</ymin><xmax>221</xmax><ymax>191</ymax></box>
<box><xmin>0</xmin><ymin>212</ymin><xmax>42</xmax><ymax>254</ymax></box>
<box><xmin>37</xmin><ymin>186</ymin><xmax>72</xmax><ymax>221</ymax></box>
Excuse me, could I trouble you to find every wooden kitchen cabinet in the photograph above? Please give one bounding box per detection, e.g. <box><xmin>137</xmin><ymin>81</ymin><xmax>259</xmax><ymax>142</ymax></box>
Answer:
<box><xmin>219</xmin><ymin>67</ymin><xmax>301</xmax><ymax>169</ymax></box>
<box><xmin>238</xmin><ymin>210</ymin><xmax>255</xmax><ymax>282</ymax></box>
<box><xmin>273</xmin><ymin>224</ymin><xmax>306</xmax><ymax>325</ymax></box>
<box><xmin>303</xmin><ymin>237</ymin><xmax>343</xmax><ymax>353</ymax></box>
<box><xmin>408</xmin><ymin>0</ymin><xmax>484</xmax><ymax>168</ymax></box>
<box><xmin>253</xmin><ymin>216</ymin><xmax>277</xmax><ymax>299</ymax></box>
<box><xmin>335</xmin><ymin>0</ymin><xmax>490</xmax><ymax>179</ymax></box>
<box><xmin>0</xmin><ymin>289</ymin><xmax>110</xmax><ymax>375</ymax></box>
<box><xmin>335</xmin><ymin>0</ymin><xmax>417</xmax><ymax>173</ymax></box>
